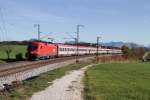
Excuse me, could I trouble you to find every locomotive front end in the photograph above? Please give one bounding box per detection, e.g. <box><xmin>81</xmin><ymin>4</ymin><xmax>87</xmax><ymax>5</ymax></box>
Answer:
<box><xmin>26</xmin><ymin>41</ymin><xmax>39</xmax><ymax>60</ymax></box>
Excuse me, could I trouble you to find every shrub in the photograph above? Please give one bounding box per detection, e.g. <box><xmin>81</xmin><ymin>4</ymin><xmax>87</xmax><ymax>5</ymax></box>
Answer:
<box><xmin>15</xmin><ymin>53</ymin><xmax>23</xmax><ymax>61</ymax></box>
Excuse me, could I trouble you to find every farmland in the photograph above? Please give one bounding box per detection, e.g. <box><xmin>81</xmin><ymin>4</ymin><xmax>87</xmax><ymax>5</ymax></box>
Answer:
<box><xmin>0</xmin><ymin>45</ymin><xmax>27</xmax><ymax>62</ymax></box>
<box><xmin>84</xmin><ymin>63</ymin><xmax>150</xmax><ymax>100</ymax></box>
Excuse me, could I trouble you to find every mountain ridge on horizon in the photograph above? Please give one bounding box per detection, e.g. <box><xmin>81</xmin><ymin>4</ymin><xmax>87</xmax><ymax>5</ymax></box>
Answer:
<box><xmin>101</xmin><ymin>41</ymin><xmax>147</xmax><ymax>48</ymax></box>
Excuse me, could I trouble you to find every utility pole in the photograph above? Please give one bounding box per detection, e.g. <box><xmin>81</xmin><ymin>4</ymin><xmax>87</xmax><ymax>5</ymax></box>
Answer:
<box><xmin>34</xmin><ymin>24</ymin><xmax>41</xmax><ymax>40</ymax></box>
<box><xmin>96</xmin><ymin>36</ymin><xmax>101</xmax><ymax>62</ymax></box>
<box><xmin>37</xmin><ymin>24</ymin><xmax>40</xmax><ymax>40</ymax></box>
<box><xmin>76</xmin><ymin>24</ymin><xmax>84</xmax><ymax>63</ymax></box>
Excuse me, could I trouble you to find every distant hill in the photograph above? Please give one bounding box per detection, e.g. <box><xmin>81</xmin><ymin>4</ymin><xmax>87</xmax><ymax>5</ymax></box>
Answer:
<box><xmin>65</xmin><ymin>41</ymin><xmax>147</xmax><ymax>48</ymax></box>
<box><xmin>101</xmin><ymin>41</ymin><xmax>144</xmax><ymax>48</ymax></box>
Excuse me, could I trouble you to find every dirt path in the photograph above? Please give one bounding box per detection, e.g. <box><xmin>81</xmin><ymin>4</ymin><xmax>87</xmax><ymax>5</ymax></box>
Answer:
<box><xmin>30</xmin><ymin>65</ymin><xmax>93</xmax><ymax>100</ymax></box>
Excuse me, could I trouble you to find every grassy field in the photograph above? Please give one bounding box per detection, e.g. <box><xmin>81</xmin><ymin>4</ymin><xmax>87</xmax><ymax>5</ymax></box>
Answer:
<box><xmin>0</xmin><ymin>45</ymin><xmax>27</xmax><ymax>62</ymax></box>
<box><xmin>84</xmin><ymin>63</ymin><xmax>150</xmax><ymax>100</ymax></box>
<box><xmin>0</xmin><ymin>62</ymin><xmax>88</xmax><ymax>100</ymax></box>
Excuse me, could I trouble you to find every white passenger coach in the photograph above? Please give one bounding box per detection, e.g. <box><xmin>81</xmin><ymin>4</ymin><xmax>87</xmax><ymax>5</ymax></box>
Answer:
<box><xmin>58</xmin><ymin>44</ymin><xmax>122</xmax><ymax>56</ymax></box>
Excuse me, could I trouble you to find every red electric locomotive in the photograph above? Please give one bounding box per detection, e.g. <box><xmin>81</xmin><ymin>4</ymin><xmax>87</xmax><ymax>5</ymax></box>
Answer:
<box><xmin>27</xmin><ymin>40</ymin><xmax>57</xmax><ymax>59</ymax></box>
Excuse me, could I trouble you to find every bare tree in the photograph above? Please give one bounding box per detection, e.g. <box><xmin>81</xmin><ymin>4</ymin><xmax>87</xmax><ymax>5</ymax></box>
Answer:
<box><xmin>2</xmin><ymin>45</ymin><xmax>13</xmax><ymax>60</ymax></box>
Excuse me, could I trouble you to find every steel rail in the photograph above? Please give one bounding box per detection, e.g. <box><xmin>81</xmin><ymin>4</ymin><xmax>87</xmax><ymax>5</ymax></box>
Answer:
<box><xmin>0</xmin><ymin>55</ymin><xmax>92</xmax><ymax>77</ymax></box>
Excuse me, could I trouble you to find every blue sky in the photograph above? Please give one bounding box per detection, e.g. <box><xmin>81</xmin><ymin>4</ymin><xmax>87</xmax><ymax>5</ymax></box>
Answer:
<box><xmin>0</xmin><ymin>0</ymin><xmax>150</xmax><ymax>46</ymax></box>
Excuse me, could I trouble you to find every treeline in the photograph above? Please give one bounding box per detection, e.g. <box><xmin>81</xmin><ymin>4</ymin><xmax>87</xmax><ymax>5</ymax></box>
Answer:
<box><xmin>65</xmin><ymin>41</ymin><xmax>120</xmax><ymax>49</ymax></box>
<box><xmin>0</xmin><ymin>41</ymin><xmax>28</xmax><ymax>45</ymax></box>
<box><xmin>121</xmin><ymin>45</ymin><xmax>149</xmax><ymax>60</ymax></box>
<box><xmin>0</xmin><ymin>40</ymin><xmax>121</xmax><ymax>49</ymax></box>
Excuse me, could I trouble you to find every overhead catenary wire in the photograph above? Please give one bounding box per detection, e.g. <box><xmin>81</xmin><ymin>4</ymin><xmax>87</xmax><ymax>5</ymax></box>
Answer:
<box><xmin>0</xmin><ymin>7</ymin><xmax>8</xmax><ymax>41</ymax></box>
<box><xmin>0</xmin><ymin>24</ymin><xmax>5</xmax><ymax>41</ymax></box>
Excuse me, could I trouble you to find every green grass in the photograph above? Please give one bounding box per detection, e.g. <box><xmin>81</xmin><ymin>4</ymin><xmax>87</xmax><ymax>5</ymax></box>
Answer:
<box><xmin>0</xmin><ymin>63</ymin><xmax>87</xmax><ymax>100</ymax></box>
<box><xmin>0</xmin><ymin>45</ymin><xmax>27</xmax><ymax>61</ymax></box>
<box><xmin>84</xmin><ymin>63</ymin><xmax>150</xmax><ymax>100</ymax></box>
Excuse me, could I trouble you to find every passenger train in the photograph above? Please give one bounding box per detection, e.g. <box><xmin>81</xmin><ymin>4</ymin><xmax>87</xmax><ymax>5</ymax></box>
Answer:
<box><xmin>26</xmin><ymin>40</ymin><xmax>122</xmax><ymax>60</ymax></box>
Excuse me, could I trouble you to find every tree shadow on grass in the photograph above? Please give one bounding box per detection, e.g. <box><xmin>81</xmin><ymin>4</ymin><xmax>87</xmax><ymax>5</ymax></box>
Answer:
<box><xmin>0</xmin><ymin>58</ymin><xmax>26</xmax><ymax>63</ymax></box>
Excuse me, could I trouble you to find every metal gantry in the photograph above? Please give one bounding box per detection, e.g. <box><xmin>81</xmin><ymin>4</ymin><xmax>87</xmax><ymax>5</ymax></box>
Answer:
<box><xmin>96</xmin><ymin>36</ymin><xmax>101</xmax><ymax>62</ymax></box>
<box><xmin>34</xmin><ymin>24</ymin><xmax>41</xmax><ymax>40</ymax></box>
<box><xmin>76</xmin><ymin>24</ymin><xmax>84</xmax><ymax>63</ymax></box>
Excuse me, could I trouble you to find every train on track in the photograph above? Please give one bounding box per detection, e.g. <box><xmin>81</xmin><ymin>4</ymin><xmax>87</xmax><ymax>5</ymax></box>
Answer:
<box><xmin>26</xmin><ymin>40</ymin><xmax>122</xmax><ymax>60</ymax></box>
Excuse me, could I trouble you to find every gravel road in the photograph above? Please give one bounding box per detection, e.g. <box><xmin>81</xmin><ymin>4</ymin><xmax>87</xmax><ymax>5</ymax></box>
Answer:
<box><xmin>30</xmin><ymin>65</ymin><xmax>92</xmax><ymax>100</ymax></box>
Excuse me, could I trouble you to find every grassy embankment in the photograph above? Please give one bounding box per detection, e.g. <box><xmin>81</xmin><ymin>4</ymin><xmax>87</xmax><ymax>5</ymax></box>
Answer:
<box><xmin>0</xmin><ymin>45</ymin><xmax>27</xmax><ymax>62</ymax></box>
<box><xmin>84</xmin><ymin>63</ymin><xmax>150</xmax><ymax>100</ymax></box>
<box><xmin>0</xmin><ymin>61</ymin><xmax>90</xmax><ymax>100</ymax></box>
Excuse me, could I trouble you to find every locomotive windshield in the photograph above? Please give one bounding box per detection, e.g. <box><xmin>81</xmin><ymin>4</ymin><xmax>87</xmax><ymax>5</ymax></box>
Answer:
<box><xmin>28</xmin><ymin>43</ymin><xmax>38</xmax><ymax>51</ymax></box>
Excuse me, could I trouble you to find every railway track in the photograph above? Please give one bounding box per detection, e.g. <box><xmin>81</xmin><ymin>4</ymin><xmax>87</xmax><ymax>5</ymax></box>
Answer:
<box><xmin>0</xmin><ymin>55</ymin><xmax>92</xmax><ymax>77</ymax></box>
<box><xmin>0</xmin><ymin>54</ymin><xmax>122</xmax><ymax>90</ymax></box>
<box><xmin>0</xmin><ymin>54</ymin><xmax>121</xmax><ymax>78</ymax></box>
